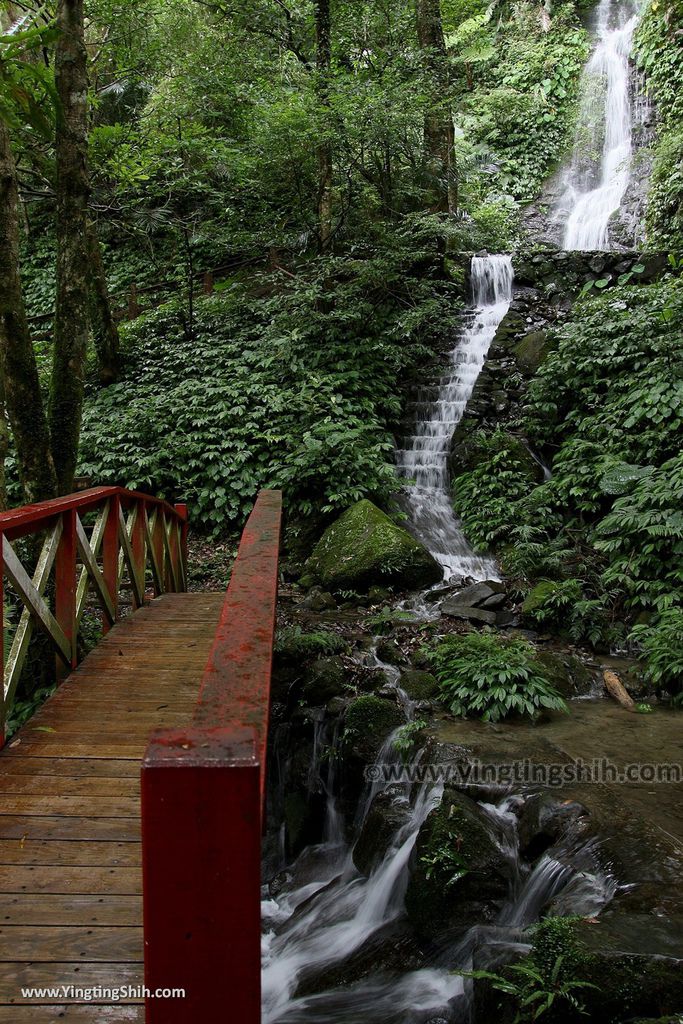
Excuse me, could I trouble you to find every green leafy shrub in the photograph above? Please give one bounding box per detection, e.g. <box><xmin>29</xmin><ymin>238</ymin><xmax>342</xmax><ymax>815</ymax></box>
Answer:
<box><xmin>630</xmin><ymin>609</ymin><xmax>683</xmax><ymax>696</ymax></box>
<box><xmin>427</xmin><ymin>632</ymin><xmax>568</xmax><ymax>722</ymax></box>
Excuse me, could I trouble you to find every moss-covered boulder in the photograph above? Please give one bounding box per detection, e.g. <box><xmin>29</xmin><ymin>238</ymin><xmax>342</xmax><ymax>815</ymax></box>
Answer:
<box><xmin>344</xmin><ymin>695</ymin><xmax>405</xmax><ymax>760</ymax></box>
<box><xmin>405</xmin><ymin>789</ymin><xmax>509</xmax><ymax>941</ymax></box>
<box><xmin>399</xmin><ymin>669</ymin><xmax>440</xmax><ymax>702</ymax></box>
<box><xmin>306</xmin><ymin>500</ymin><xmax>442</xmax><ymax>592</ymax></box>
<box><xmin>536</xmin><ymin>651</ymin><xmax>597</xmax><ymax>699</ymax></box>
<box><xmin>302</xmin><ymin>657</ymin><xmax>348</xmax><ymax>706</ymax></box>
<box><xmin>522</xmin><ymin>579</ymin><xmax>560</xmax><ymax>616</ymax></box>
<box><xmin>514</xmin><ymin>330</ymin><xmax>552</xmax><ymax>375</ymax></box>
<box><xmin>353</xmin><ymin>787</ymin><xmax>411</xmax><ymax>875</ymax></box>
<box><xmin>449</xmin><ymin>427</ymin><xmax>543</xmax><ymax>484</ymax></box>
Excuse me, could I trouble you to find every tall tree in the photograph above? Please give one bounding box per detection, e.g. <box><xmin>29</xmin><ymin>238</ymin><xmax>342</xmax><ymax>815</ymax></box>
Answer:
<box><xmin>87</xmin><ymin>223</ymin><xmax>121</xmax><ymax>384</ymax></box>
<box><xmin>0</xmin><ymin>120</ymin><xmax>58</xmax><ymax>503</ymax></box>
<box><xmin>315</xmin><ymin>0</ymin><xmax>333</xmax><ymax>250</ymax></box>
<box><xmin>416</xmin><ymin>0</ymin><xmax>457</xmax><ymax>213</ymax></box>
<box><xmin>49</xmin><ymin>0</ymin><xmax>91</xmax><ymax>493</ymax></box>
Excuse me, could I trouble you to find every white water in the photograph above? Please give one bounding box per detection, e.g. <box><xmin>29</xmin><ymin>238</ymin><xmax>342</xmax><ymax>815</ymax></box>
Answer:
<box><xmin>556</xmin><ymin>0</ymin><xmax>640</xmax><ymax>250</ymax></box>
<box><xmin>396</xmin><ymin>255</ymin><xmax>514</xmax><ymax>581</ymax></box>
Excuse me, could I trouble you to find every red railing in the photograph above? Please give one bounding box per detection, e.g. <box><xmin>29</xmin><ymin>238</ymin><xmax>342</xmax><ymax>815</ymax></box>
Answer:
<box><xmin>0</xmin><ymin>486</ymin><xmax>188</xmax><ymax>744</ymax></box>
<box><xmin>141</xmin><ymin>489</ymin><xmax>282</xmax><ymax>1024</ymax></box>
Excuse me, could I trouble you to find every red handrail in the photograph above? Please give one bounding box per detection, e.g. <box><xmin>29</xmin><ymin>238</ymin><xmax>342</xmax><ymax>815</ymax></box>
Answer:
<box><xmin>141</xmin><ymin>489</ymin><xmax>282</xmax><ymax>1024</ymax></box>
<box><xmin>0</xmin><ymin>486</ymin><xmax>188</xmax><ymax>743</ymax></box>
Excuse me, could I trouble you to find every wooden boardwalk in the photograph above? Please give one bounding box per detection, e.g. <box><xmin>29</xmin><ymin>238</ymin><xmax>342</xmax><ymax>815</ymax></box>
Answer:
<box><xmin>0</xmin><ymin>592</ymin><xmax>225</xmax><ymax>1022</ymax></box>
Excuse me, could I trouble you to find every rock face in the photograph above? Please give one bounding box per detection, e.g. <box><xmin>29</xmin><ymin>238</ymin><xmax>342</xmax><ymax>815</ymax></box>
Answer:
<box><xmin>307</xmin><ymin>500</ymin><xmax>442</xmax><ymax>593</ymax></box>
<box><xmin>440</xmin><ymin>579</ymin><xmax>509</xmax><ymax>625</ymax></box>
<box><xmin>353</xmin><ymin>787</ymin><xmax>411</xmax><ymax>875</ymax></box>
<box><xmin>405</xmin><ymin>789</ymin><xmax>510</xmax><ymax>941</ymax></box>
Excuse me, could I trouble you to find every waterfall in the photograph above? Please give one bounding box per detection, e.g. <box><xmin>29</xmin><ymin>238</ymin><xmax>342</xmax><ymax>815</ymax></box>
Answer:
<box><xmin>395</xmin><ymin>254</ymin><xmax>514</xmax><ymax>582</ymax></box>
<box><xmin>555</xmin><ymin>0</ymin><xmax>641</xmax><ymax>250</ymax></box>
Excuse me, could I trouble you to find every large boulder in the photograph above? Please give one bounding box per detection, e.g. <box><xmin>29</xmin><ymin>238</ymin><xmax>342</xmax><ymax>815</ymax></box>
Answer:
<box><xmin>353</xmin><ymin>787</ymin><xmax>411</xmax><ymax>875</ymax></box>
<box><xmin>306</xmin><ymin>500</ymin><xmax>442</xmax><ymax>592</ymax></box>
<box><xmin>405</xmin><ymin>789</ymin><xmax>510</xmax><ymax>942</ymax></box>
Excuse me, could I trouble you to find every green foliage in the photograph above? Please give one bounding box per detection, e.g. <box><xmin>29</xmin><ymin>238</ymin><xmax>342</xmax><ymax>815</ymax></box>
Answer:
<box><xmin>275</xmin><ymin>625</ymin><xmax>349</xmax><ymax>661</ymax></box>
<box><xmin>629</xmin><ymin>609</ymin><xmax>683</xmax><ymax>695</ymax></box>
<box><xmin>392</xmin><ymin>718</ymin><xmax>428</xmax><ymax>761</ymax></box>
<box><xmin>635</xmin><ymin>0</ymin><xmax>683</xmax><ymax>250</ymax></box>
<box><xmin>420</xmin><ymin>828</ymin><xmax>470</xmax><ymax>887</ymax></box>
<box><xmin>452</xmin><ymin>279</ymin><xmax>683</xmax><ymax>644</ymax></box>
<box><xmin>79</xmin><ymin>240</ymin><xmax>461</xmax><ymax>533</ymax></box>
<box><xmin>427</xmin><ymin>632</ymin><xmax>568</xmax><ymax>722</ymax></box>
<box><xmin>462</xmin><ymin>917</ymin><xmax>596</xmax><ymax>1023</ymax></box>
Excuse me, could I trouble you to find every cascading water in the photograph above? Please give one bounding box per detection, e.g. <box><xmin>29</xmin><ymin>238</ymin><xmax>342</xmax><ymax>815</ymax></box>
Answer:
<box><xmin>555</xmin><ymin>0</ymin><xmax>641</xmax><ymax>250</ymax></box>
<box><xmin>396</xmin><ymin>255</ymin><xmax>514</xmax><ymax>582</ymax></box>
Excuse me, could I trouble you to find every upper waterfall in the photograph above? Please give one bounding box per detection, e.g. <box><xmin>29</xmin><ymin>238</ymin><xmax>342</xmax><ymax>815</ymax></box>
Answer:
<box><xmin>555</xmin><ymin>0</ymin><xmax>641</xmax><ymax>250</ymax></box>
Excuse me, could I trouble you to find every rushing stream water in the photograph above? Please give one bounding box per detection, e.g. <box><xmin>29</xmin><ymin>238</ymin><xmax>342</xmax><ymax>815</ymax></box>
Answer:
<box><xmin>554</xmin><ymin>0</ymin><xmax>641</xmax><ymax>250</ymax></box>
<box><xmin>396</xmin><ymin>255</ymin><xmax>514</xmax><ymax>583</ymax></box>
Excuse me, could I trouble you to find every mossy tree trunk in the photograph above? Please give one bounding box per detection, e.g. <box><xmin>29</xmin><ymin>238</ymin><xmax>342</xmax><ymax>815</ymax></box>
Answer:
<box><xmin>0</xmin><ymin>120</ymin><xmax>58</xmax><ymax>504</ymax></box>
<box><xmin>87</xmin><ymin>222</ymin><xmax>121</xmax><ymax>385</ymax></box>
<box><xmin>416</xmin><ymin>0</ymin><xmax>457</xmax><ymax>214</ymax></box>
<box><xmin>49</xmin><ymin>0</ymin><xmax>90</xmax><ymax>493</ymax></box>
<box><xmin>315</xmin><ymin>0</ymin><xmax>333</xmax><ymax>251</ymax></box>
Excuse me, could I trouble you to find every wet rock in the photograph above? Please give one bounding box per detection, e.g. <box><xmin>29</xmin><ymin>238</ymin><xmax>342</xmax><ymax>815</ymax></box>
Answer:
<box><xmin>514</xmin><ymin>330</ymin><xmax>551</xmax><ymax>375</ymax></box>
<box><xmin>425</xmin><ymin>579</ymin><xmax>467</xmax><ymax>603</ymax></box>
<box><xmin>376</xmin><ymin>638</ymin><xmax>408</xmax><ymax>666</ymax></box>
<box><xmin>306</xmin><ymin>499</ymin><xmax>442</xmax><ymax>592</ymax></box>
<box><xmin>301</xmin><ymin>587</ymin><xmax>337</xmax><ymax>611</ymax></box>
<box><xmin>302</xmin><ymin>657</ymin><xmax>347</xmax><ymax>706</ymax></box>
<box><xmin>536</xmin><ymin>651</ymin><xmax>597</xmax><ymax>699</ymax></box>
<box><xmin>344</xmin><ymin>695</ymin><xmax>405</xmax><ymax>760</ymax></box>
<box><xmin>441</xmin><ymin>604</ymin><xmax>497</xmax><ymax>625</ymax></box>
<box><xmin>405</xmin><ymin>789</ymin><xmax>510</xmax><ymax>941</ymax></box>
<box><xmin>399</xmin><ymin>669</ymin><xmax>440</xmax><ymax>702</ymax></box>
<box><xmin>480</xmin><ymin>592</ymin><xmax>506</xmax><ymax>610</ymax></box>
<box><xmin>353</xmin><ymin>787</ymin><xmax>411</xmax><ymax>875</ymax></box>
<box><xmin>368</xmin><ymin>585</ymin><xmax>392</xmax><ymax>604</ymax></box>
<box><xmin>517</xmin><ymin>792</ymin><xmax>589</xmax><ymax>860</ymax></box>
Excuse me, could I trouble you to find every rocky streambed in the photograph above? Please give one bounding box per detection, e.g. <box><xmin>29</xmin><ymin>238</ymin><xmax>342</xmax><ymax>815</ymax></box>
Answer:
<box><xmin>262</xmin><ymin>562</ymin><xmax>683</xmax><ymax>1024</ymax></box>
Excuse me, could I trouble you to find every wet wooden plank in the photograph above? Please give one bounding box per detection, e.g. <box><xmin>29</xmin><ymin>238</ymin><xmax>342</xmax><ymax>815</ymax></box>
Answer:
<box><xmin>0</xmin><ymin>962</ymin><xmax>144</xmax><ymax>1003</ymax></box>
<box><xmin>0</xmin><ymin>777</ymin><xmax>138</xmax><ymax>798</ymax></box>
<box><xmin>0</xmin><ymin>797</ymin><xmax>139</xmax><ymax>818</ymax></box>
<box><xmin>0</xmin><ymin>817</ymin><xmax>140</xmax><ymax>842</ymax></box>
<box><xmin>0</xmin><ymin>895</ymin><xmax>141</xmax><ymax>927</ymax></box>
<box><xmin>0</xmin><ymin>841</ymin><xmax>140</xmax><ymax>867</ymax></box>
<box><xmin>0</xmin><ymin>1008</ymin><xmax>143</xmax><ymax>1022</ymax></box>
<box><xmin>0</xmin><ymin>866</ymin><xmax>141</xmax><ymax>895</ymax></box>
<box><xmin>0</xmin><ymin>926</ymin><xmax>143</xmax><ymax>962</ymax></box>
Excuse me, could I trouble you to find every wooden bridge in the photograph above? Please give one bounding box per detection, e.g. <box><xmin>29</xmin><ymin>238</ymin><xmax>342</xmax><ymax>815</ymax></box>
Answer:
<box><xmin>0</xmin><ymin>486</ymin><xmax>281</xmax><ymax>1022</ymax></box>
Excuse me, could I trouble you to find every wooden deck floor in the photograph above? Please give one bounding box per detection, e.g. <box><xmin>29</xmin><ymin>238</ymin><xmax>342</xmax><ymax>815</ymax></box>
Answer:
<box><xmin>0</xmin><ymin>592</ymin><xmax>225</xmax><ymax>1022</ymax></box>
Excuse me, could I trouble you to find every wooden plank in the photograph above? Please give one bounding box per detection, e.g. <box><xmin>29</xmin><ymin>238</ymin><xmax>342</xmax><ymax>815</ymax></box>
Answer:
<box><xmin>0</xmin><ymin>1008</ymin><xmax>144</xmax><ymax>1022</ymax></box>
<box><xmin>117</xmin><ymin>507</ymin><xmax>144</xmax><ymax>608</ymax></box>
<box><xmin>0</xmin><ymin>895</ymin><xmax>141</xmax><ymax>926</ymax></box>
<box><xmin>0</xmin><ymin>866</ymin><xmax>141</xmax><ymax>895</ymax></box>
<box><xmin>0</xmin><ymin>926</ymin><xmax>143</xmax><ymax>962</ymax></box>
<box><xmin>0</xmin><ymin>963</ymin><xmax>144</xmax><ymax>1003</ymax></box>
<box><xmin>0</xmin><ymin>776</ymin><xmax>137</xmax><ymax>797</ymax></box>
<box><xmin>75</xmin><ymin>506</ymin><xmax>111</xmax><ymax>626</ymax></box>
<box><xmin>0</xmin><ymin>817</ymin><xmax>140</xmax><ymax>842</ymax></box>
<box><xmin>0</xmin><ymin>759</ymin><xmax>140</xmax><ymax>778</ymax></box>
<box><xmin>2</xmin><ymin>742</ymin><xmax>144</xmax><ymax>759</ymax></box>
<box><xmin>0</xmin><ymin>796</ymin><xmax>139</xmax><ymax>818</ymax></box>
<box><xmin>0</xmin><ymin>841</ymin><xmax>140</xmax><ymax>866</ymax></box>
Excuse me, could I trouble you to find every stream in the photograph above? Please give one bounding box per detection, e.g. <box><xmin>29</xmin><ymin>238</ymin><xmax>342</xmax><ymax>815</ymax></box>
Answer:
<box><xmin>262</xmin><ymin>1</ymin><xmax>648</xmax><ymax>1018</ymax></box>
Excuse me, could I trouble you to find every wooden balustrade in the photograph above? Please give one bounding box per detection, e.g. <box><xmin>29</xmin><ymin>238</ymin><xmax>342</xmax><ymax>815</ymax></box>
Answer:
<box><xmin>0</xmin><ymin>487</ymin><xmax>188</xmax><ymax>744</ymax></box>
<box><xmin>142</xmin><ymin>488</ymin><xmax>282</xmax><ymax>1024</ymax></box>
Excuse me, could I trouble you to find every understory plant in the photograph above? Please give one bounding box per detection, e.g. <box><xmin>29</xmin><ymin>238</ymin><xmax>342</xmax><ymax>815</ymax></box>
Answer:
<box><xmin>462</xmin><ymin>917</ymin><xmax>596</xmax><ymax>1023</ymax></box>
<box><xmin>629</xmin><ymin>609</ymin><xmax>683</xmax><ymax>700</ymax></box>
<box><xmin>427</xmin><ymin>632</ymin><xmax>568</xmax><ymax>722</ymax></box>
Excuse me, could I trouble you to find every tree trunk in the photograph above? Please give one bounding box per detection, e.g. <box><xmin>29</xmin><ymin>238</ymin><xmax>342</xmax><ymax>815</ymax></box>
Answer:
<box><xmin>49</xmin><ymin>0</ymin><xmax>91</xmax><ymax>494</ymax></box>
<box><xmin>416</xmin><ymin>0</ymin><xmax>457</xmax><ymax>214</ymax></box>
<box><xmin>87</xmin><ymin>223</ymin><xmax>121</xmax><ymax>385</ymax></box>
<box><xmin>315</xmin><ymin>0</ymin><xmax>333</xmax><ymax>251</ymax></box>
<box><xmin>0</xmin><ymin>120</ymin><xmax>58</xmax><ymax>504</ymax></box>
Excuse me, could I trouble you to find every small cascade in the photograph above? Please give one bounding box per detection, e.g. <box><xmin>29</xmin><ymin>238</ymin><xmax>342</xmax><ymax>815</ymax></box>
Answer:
<box><xmin>555</xmin><ymin>0</ymin><xmax>641</xmax><ymax>250</ymax></box>
<box><xmin>396</xmin><ymin>255</ymin><xmax>514</xmax><ymax>581</ymax></box>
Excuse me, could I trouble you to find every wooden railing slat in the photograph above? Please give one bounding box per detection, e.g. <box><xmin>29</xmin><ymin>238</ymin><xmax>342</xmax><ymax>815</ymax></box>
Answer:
<box><xmin>75</xmin><ymin>513</ymin><xmax>116</xmax><ymax>625</ymax></box>
<box><xmin>76</xmin><ymin>503</ymin><xmax>108</xmax><ymax>625</ymax></box>
<box><xmin>2</xmin><ymin>536</ymin><xmax>72</xmax><ymax>666</ymax></box>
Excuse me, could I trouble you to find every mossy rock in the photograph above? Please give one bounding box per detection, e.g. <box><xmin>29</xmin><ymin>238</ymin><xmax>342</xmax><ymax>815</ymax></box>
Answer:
<box><xmin>344</xmin><ymin>695</ymin><xmax>404</xmax><ymax>759</ymax></box>
<box><xmin>514</xmin><ymin>330</ymin><xmax>551</xmax><ymax>375</ymax></box>
<box><xmin>405</xmin><ymin>788</ymin><xmax>509</xmax><ymax>941</ymax></box>
<box><xmin>353</xmin><ymin>787</ymin><xmax>411</xmax><ymax>875</ymax></box>
<box><xmin>302</xmin><ymin>657</ymin><xmax>347</xmax><ymax>706</ymax></box>
<box><xmin>450</xmin><ymin>428</ymin><xmax>542</xmax><ymax>483</ymax></box>
<box><xmin>536</xmin><ymin>651</ymin><xmax>596</xmax><ymax>698</ymax></box>
<box><xmin>306</xmin><ymin>500</ymin><xmax>442</xmax><ymax>593</ymax></box>
<box><xmin>399</xmin><ymin>669</ymin><xmax>440</xmax><ymax>702</ymax></box>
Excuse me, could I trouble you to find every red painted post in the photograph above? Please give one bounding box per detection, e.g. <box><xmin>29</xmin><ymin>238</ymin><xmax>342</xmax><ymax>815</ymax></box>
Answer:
<box><xmin>102</xmin><ymin>495</ymin><xmax>120</xmax><ymax>631</ymax></box>
<box><xmin>131</xmin><ymin>499</ymin><xmax>146</xmax><ymax>608</ymax></box>
<box><xmin>151</xmin><ymin>508</ymin><xmax>165</xmax><ymax>596</ymax></box>
<box><xmin>174</xmin><ymin>503</ymin><xmax>188</xmax><ymax>589</ymax></box>
<box><xmin>0</xmin><ymin>549</ymin><xmax>5</xmax><ymax>747</ymax></box>
<box><xmin>54</xmin><ymin>508</ymin><xmax>77</xmax><ymax>676</ymax></box>
<box><xmin>141</xmin><ymin>727</ymin><xmax>261</xmax><ymax>1024</ymax></box>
